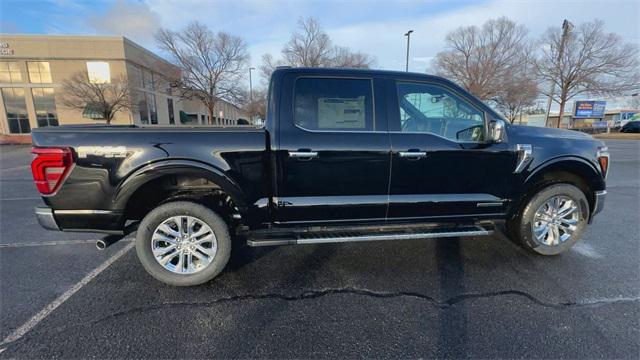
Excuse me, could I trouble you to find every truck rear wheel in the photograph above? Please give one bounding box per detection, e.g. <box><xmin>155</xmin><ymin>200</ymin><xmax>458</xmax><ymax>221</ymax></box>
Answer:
<box><xmin>508</xmin><ymin>184</ymin><xmax>589</xmax><ymax>255</ymax></box>
<box><xmin>135</xmin><ymin>201</ymin><xmax>231</xmax><ymax>286</ymax></box>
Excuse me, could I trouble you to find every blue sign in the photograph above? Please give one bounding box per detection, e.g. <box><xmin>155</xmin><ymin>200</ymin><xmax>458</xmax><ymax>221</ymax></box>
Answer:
<box><xmin>574</xmin><ymin>101</ymin><xmax>606</xmax><ymax>118</ymax></box>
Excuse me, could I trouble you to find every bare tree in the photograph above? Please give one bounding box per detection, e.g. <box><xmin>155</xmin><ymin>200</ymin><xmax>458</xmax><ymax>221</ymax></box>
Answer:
<box><xmin>59</xmin><ymin>72</ymin><xmax>133</xmax><ymax>125</ymax></box>
<box><xmin>241</xmin><ymin>88</ymin><xmax>267</xmax><ymax>122</ymax></box>
<box><xmin>493</xmin><ymin>75</ymin><xmax>539</xmax><ymax>122</ymax></box>
<box><xmin>331</xmin><ymin>46</ymin><xmax>375</xmax><ymax>68</ymax></box>
<box><xmin>432</xmin><ymin>17</ymin><xmax>532</xmax><ymax>101</ymax></box>
<box><xmin>536</xmin><ymin>20</ymin><xmax>640</xmax><ymax>123</ymax></box>
<box><xmin>260</xmin><ymin>17</ymin><xmax>375</xmax><ymax>82</ymax></box>
<box><xmin>283</xmin><ymin>17</ymin><xmax>333</xmax><ymax>67</ymax></box>
<box><xmin>156</xmin><ymin>21</ymin><xmax>249</xmax><ymax>124</ymax></box>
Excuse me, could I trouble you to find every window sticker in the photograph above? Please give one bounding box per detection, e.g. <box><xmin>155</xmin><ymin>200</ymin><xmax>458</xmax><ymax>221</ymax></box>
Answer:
<box><xmin>317</xmin><ymin>96</ymin><xmax>365</xmax><ymax>129</ymax></box>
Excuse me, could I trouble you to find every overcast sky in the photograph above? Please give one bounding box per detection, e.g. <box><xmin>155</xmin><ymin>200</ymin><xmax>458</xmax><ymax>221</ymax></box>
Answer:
<box><xmin>1</xmin><ymin>0</ymin><xmax>638</xmax><ymax>90</ymax></box>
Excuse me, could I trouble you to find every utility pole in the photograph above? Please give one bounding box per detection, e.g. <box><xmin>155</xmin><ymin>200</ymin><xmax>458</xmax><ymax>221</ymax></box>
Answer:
<box><xmin>544</xmin><ymin>19</ymin><xmax>573</xmax><ymax>128</ymax></box>
<box><xmin>404</xmin><ymin>30</ymin><xmax>413</xmax><ymax>72</ymax></box>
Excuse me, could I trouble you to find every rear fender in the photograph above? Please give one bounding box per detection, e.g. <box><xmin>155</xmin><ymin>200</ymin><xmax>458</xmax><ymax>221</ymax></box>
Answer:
<box><xmin>113</xmin><ymin>159</ymin><xmax>248</xmax><ymax>213</ymax></box>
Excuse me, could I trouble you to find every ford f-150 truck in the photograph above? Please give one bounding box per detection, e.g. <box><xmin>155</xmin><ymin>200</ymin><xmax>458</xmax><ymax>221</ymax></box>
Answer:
<box><xmin>31</xmin><ymin>67</ymin><xmax>608</xmax><ymax>286</ymax></box>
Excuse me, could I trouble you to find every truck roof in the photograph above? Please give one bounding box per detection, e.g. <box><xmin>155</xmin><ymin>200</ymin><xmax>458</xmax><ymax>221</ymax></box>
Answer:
<box><xmin>273</xmin><ymin>66</ymin><xmax>451</xmax><ymax>82</ymax></box>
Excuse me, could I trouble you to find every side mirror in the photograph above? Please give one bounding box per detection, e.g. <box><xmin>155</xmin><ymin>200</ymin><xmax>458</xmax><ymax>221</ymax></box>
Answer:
<box><xmin>489</xmin><ymin>119</ymin><xmax>506</xmax><ymax>143</ymax></box>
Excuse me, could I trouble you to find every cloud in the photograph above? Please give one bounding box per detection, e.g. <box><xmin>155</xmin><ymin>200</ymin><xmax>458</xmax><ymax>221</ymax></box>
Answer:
<box><xmin>90</xmin><ymin>0</ymin><xmax>162</xmax><ymax>47</ymax></box>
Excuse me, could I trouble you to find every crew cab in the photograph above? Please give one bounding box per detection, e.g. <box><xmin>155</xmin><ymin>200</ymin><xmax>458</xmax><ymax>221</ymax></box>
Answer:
<box><xmin>31</xmin><ymin>68</ymin><xmax>609</xmax><ymax>286</ymax></box>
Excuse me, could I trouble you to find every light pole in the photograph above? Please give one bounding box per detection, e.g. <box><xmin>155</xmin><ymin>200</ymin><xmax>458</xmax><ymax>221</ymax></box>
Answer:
<box><xmin>249</xmin><ymin>67</ymin><xmax>255</xmax><ymax>103</ymax></box>
<box><xmin>404</xmin><ymin>30</ymin><xmax>413</xmax><ymax>72</ymax></box>
<box><xmin>249</xmin><ymin>67</ymin><xmax>255</xmax><ymax>124</ymax></box>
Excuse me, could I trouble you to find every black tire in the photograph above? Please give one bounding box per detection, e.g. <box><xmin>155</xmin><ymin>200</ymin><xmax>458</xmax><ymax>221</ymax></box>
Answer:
<box><xmin>507</xmin><ymin>184</ymin><xmax>589</xmax><ymax>255</ymax></box>
<box><xmin>135</xmin><ymin>201</ymin><xmax>231</xmax><ymax>286</ymax></box>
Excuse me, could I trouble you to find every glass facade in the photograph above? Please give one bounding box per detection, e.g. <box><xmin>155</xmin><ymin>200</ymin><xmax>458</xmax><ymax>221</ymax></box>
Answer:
<box><xmin>27</xmin><ymin>62</ymin><xmax>52</xmax><ymax>83</ymax></box>
<box><xmin>137</xmin><ymin>91</ymin><xmax>157</xmax><ymax>124</ymax></box>
<box><xmin>32</xmin><ymin>88</ymin><xmax>59</xmax><ymax>127</ymax></box>
<box><xmin>1</xmin><ymin>88</ymin><xmax>30</xmax><ymax>133</ymax></box>
<box><xmin>0</xmin><ymin>62</ymin><xmax>22</xmax><ymax>83</ymax></box>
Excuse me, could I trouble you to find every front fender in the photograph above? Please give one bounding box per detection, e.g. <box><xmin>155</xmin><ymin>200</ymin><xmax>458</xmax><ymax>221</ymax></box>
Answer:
<box><xmin>112</xmin><ymin>159</ymin><xmax>248</xmax><ymax>212</ymax></box>
<box><xmin>524</xmin><ymin>155</ymin><xmax>604</xmax><ymax>191</ymax></box>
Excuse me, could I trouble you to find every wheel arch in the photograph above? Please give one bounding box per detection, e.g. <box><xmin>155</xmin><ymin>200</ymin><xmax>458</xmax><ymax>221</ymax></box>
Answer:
<box><xmin>514</xmin><ymin>156</ymin><xmax>604</xmax><ymax>218</ymax></box>
<box><xmin>113</xmin><ymin>159</ymin><xmax>248</xmax><ymax>215</ymax></box>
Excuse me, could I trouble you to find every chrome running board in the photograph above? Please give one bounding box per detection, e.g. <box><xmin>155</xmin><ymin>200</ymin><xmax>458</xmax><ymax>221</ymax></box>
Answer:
<box><xmin>247</xmin><ymin>224</ymin><xmax>493</xmax><ymax>247</ymax></box>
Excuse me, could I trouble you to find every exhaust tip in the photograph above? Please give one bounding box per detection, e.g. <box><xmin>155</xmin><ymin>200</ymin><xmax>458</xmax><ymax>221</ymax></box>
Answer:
<box><xmin>96</xmin><ymin>240</ymin><xmax>107</xmax><ymax>250</ymax></box>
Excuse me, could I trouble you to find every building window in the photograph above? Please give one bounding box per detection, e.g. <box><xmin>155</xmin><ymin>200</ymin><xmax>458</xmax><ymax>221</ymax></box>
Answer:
<box><xmin>32</xmin><ymin>88</ymin><xmax>59</xmax><ymax>127</ymax></box>
<box><xmin>1</xmin><ymin>88</ymin><xmax>30</xmax><ymax>133</ymax></box>
<box><xmin>137</xmin><ymin>92</ymin><xmax>149</xmax><ymax>124</ymax></box>
<box><xmin>137</xmin><ymin>92</ymin><xmax>157</xmax><ymax>124</ymax></box>
<box><xmin>27</xmin><ymin>62</ymin><xmax>52</xmax><ymax>83</ymax></box>
<box><xmin>142</xmin><ymin>69</ymin><xmax>154</xmax><ymax>90</ymax></box>
<box><xmin>86</xmin><ymin>62</ymin><xmax>110</xmax><ymax>84</ymax></box>
<box><xmin>147</xmin><ymin>93</ymin><xmax>157</xmax><ymax>124</ymax></box>
<box><xmin>167</xmin><ymin>98</ymin><xmax>175</xmax><ymax>124</ymax></box>
<box><xmin>0</xmin><ymin>62</ymin><xmax>23</xmax><ymax>83</ymax></box>
<box><xmin>129</xmin><ymin>65</ymin><xmax>143</xmax><ymax>87</ymax></box>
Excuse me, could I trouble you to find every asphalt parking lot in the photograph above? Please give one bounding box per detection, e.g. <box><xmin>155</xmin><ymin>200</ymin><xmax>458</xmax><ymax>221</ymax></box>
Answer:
<box><xmin>0</xmin><ymin>140</ymin><xmax>638</xmax><ymax>358</ymax></box>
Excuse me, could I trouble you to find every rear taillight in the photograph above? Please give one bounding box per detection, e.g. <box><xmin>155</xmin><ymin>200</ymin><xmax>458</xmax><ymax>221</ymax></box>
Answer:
<box><xmin>597</xmin><ymin>146</ymin><xmax>610</xmax><ymax>179</ymax></box>
<box><xmin>31</xmin><ymin>147</ymin><xmax>74</xmax><ymax>195</ymax></box>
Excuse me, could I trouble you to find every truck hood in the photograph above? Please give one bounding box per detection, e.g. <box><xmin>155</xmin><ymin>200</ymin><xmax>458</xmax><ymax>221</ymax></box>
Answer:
<box><xmin>507</xmin><ymin>125</ymin><xmax>594</xmax><ymax>140</ymax></box>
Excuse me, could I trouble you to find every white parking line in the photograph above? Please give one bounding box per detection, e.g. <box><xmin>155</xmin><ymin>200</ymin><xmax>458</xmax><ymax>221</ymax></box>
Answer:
<box><xmin>0</xmin><ymin>241</ymin><xmax>135</xmax><ymax>347</ymax></box>
<box><xmin>0</xmin><ymin>238</ymin><xmax>133</xmax><ymax>249</ymax></box>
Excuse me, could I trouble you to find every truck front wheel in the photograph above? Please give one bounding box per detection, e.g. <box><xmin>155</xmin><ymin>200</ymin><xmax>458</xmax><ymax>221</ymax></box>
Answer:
<box><xmin>135</xmin><ymin>201</ymin><xmax>231</xmax><ymax>286</ymax></box>
<box><xmin>508</xmin><ymin>184</ymin><xmax>590</xmax><ymax>255</ymax></box>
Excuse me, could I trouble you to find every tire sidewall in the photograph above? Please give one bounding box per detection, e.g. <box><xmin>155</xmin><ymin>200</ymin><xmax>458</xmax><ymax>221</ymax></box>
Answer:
<box><xmin>519</xmin><ymin>184</ymin><xmax>590</xmax><ymax>255</ymax></box>
<box><xmin>136</xmin><ymin>201</ymin><xmax>231</xmax><ymax>286</ymax></box>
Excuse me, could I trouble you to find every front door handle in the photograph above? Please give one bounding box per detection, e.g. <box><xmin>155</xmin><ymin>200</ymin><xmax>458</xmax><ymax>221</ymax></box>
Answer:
<box><xmin>399</xmin><ymin>151</ymin><xmax>427</xmax><ymax>159</ymax></box>
<box><xmin>289</xmin><ymin>151</ymin><xmax>318</xmax><ymax>160</ymax></box>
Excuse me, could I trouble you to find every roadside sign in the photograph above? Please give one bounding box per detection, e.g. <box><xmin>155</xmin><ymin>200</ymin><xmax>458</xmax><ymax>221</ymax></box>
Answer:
<box><xmin>574</xmin><ymin>101</ymin><xmax>606</xmax><ymax>118</ymax></box>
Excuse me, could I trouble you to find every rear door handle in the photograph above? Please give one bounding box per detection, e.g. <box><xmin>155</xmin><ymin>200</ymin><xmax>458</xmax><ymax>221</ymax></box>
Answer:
<box><xmin>289</xmin><ymin>151</ymin><xmax>318</xmax><ymax>160</ymax></box>
<box><xmin>399</xmin><ymin>151</ymin><xmax>427</xmax><ymax>159</ymax></box>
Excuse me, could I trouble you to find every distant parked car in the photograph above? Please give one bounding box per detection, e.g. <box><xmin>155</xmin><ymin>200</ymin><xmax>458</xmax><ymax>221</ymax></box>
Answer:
<box><xmin>620</xmin><ymin>120</ymin><xmax>640</xmax><ymax>133</ymax></box>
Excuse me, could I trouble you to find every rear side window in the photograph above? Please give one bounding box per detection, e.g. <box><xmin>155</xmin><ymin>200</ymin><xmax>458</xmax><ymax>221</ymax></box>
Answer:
<box><xmin>294</xmin><ymin>78</ymin><xmax>374</xmax><ymax>131</ymax></box>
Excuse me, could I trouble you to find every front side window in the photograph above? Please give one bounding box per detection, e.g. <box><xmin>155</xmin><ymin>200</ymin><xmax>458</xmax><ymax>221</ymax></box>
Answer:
<box><xmin>1</xmin><ymin>88</ymin><xmax>30</xmax><ymax>133</ymax></box>
<box><xmin>294</xmin><ymin>78</ymin><xmax>374</xmax><ymax>131</ymax></box>
<box><xmin>27</xmin><ymin>62</ymin><xmax>52</xmax><ymax>83</ymax></box>
<box><xmin>0</xmin><ymin>62</ymin><xmax>23</xmax><ymax>83</ymax></box>
<box><xmin>32</xmin><ymin>88</ymin><xmax>59</xmax><ymax>127</ymax></box>
<box><xmin>397</xmin><ymin>82</ymin><xmax>485</xmax><ymax>142</ymax></box>
<box><xmin>87</xmin><ymin>62</ymin><xmax>111</xmax><ymax>84</ymax></box>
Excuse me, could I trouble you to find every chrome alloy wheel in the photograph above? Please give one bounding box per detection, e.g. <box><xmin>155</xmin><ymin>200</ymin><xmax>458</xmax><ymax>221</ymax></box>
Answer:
<box><xmin>532</xmin><ymin>195</ymin><xmax>580</xmax><ymax>246</ymax></box>
<box><xmin>151</xmin><ymin>216</ymin><xmax>217</xmax><ymax>274</ymax></box>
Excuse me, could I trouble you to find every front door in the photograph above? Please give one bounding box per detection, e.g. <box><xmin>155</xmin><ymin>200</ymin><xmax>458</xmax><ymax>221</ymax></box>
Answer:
<box><xmin>387</xmin><ymin>80</ymin><xmax>518</xmax><ymax>220</ymax></box>
<box><xmin>275</xmin><ymin>75</ymin><xmax>390</xmax><ymax>225</ymax></box>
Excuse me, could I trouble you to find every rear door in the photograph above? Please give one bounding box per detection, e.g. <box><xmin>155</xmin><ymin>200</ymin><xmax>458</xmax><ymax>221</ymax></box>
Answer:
<box><xmin>274</xmin><ymin>73</ymin><xmax>391</xmax><ymax>225</ymax></box>
<box><xmin>387</xmin><ymin>80</ymin><xmax>517</xmax><ymax>220</ymax></box>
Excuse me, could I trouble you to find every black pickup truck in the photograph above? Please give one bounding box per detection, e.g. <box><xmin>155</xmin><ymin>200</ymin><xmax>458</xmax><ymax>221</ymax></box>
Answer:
<box><xmin>31</xmin><ymin>67</ymin><xmax>608</xmax><ymax>286</ymax></box>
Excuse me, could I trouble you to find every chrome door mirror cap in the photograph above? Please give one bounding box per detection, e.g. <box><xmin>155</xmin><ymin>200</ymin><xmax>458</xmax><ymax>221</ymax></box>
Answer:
<box><xmin>489</xmin><ymin>119</ymin><xmax>506</xmax><ymax>143</ymax></box>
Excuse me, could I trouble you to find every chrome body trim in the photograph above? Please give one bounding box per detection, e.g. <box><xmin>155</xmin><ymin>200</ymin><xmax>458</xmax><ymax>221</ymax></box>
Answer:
<box><xmin>288</xmin><ymin>151</ymin><xmax>318</xmax><ymax>159</ymax></box>
<box><xmin>514</xmin><ymin>144</ymin><xmax>533</xmax><ymax>173</ymax></box>
<box><xmin>247</xmin><ymin>226</ymin><xmax>492</xmax><ymax>247</ymax></box>
<box><xmin>54</xmin><ymin>209</ymin><xmax>115</xmax><ymax>215</ymax></box>
<box><xmin>35</xmin><ymin>207</ymin><xmax>60</xmax><ymax>231</ymax></box>
<box><xmin>592</xmin><ymin>190</ymin><xmax>607</xmax><ymax>219</ymax></box>
<box><xmin>399</xmin><ymin>151</ymin><xmax>427</xmax><ymax>158</ymax></box>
